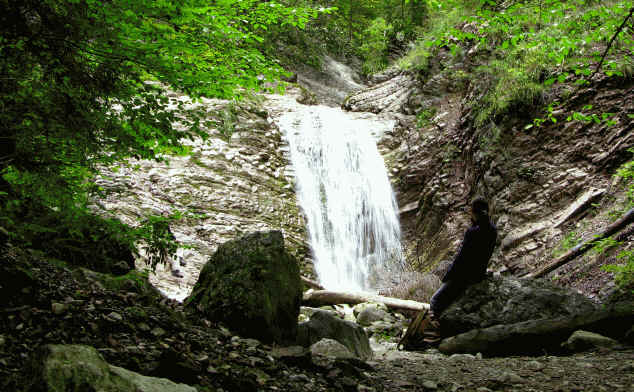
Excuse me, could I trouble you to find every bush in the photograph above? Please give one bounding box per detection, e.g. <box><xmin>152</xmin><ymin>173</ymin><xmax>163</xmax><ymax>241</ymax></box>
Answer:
<box><xmin>358</xmin><ymin>18</ymin><xmax>394</xmax><ymax>75</ymax></box>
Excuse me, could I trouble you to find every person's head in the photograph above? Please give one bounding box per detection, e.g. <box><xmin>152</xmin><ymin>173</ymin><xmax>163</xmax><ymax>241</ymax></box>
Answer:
<box><xmin>470</xmin><ymin>197</ymin><xmax>489</xmax><ymax>223</ymax></box>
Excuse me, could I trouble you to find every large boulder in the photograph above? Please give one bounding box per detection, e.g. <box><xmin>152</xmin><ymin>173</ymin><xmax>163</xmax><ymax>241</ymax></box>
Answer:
<box><xmin>28</xmin><ymin>344</ymin><xmax>196</xmax><ymax>392</ymax></box>
<box><xmin>185</xmin><ymin>231</ymin><xmax>302</xmax><ymax>345</ymax></box>
<box><xmin>297</xmin><ymin>309</ymin><xmax>373</xmax><ymax>361</ymax></box>
<box><xmin>438</xmin><ymin>301</ymin><xmax>634</xmax><ymax>356</ymax></box>
<box><xmin>439</xmin><ymin>276</ymin><xmax>599</xmax><ymax>337</ymax></box>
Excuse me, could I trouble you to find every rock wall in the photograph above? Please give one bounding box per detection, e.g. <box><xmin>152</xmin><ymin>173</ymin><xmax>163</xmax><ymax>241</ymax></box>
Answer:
<box><xmin>347</xmin><ymin>45</ymin><xmax>634</xmax><ymax>300</ymax></box>
<box><xmin>93</xmin><ymin>93</ymin><xmax>308</xmax><ymax>300</ymax></box>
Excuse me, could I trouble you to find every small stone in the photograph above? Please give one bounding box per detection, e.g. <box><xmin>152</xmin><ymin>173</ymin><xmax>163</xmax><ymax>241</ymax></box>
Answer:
<box><xmin>138</xmin><ymin>322</ymin><xmax>150</xmax><ymax>332</ymax></box>
<box><xmin>526</xmin><ymin>360</ymin><xmax>544</xmax><ymax>371</ymax></box>
<box><xmin>289</xmin><ymin>374</ymin><xmax>310</xmax><ymax>382</ymax></box>
<box><xmin>422</xmin><ymin>380</ymin><xmax>438</xmax><ymax>389</ymax></box>
<box><xmin>270</xmin><ymin>346</ymin><xmax>308</xmax><ymax>359</ymax></box>
<box><xmin>207</xmin><ymin>365</ymin><xmax>218</xmax><ymax>374</ymax></box>
<box><xmin>150</xmin><ymin>327</ymin><xmax>166</xmax><ymax>337</ymax></box>
<box><xmin>310</xmin><ymin>338</ymin><xmax>354</xmax><ymax>359</ymax></box>
<box><xmin>0</xmin><ymin>335</ymin><xmax>6</xmax><ymax>347</ymax></box>
<box><xmin>51</xmin><ymin>302</ymin><xmax>67</xmax><ymax>315</ymax></box>
<box><xmin>562</xmin><ymin>330</ymin><xmax>620</xmax><ymax>352</ymax></box>
<box><xmin>449</xmin><ymin>353</ymin><xmax>476</xmax><ymax>361</ymax></box>
<box><xmin>500</xmin><ymin>371</ymin><xmax>523</xmax><ymax>384</ymax></box>
<box><xmin>107</xmin><ymin>312</ymin><xmax>123</xmax><ymax>321</ymax></box>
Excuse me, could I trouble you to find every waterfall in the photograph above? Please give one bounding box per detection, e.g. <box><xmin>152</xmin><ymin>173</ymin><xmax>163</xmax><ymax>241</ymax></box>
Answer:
<box><xmin>276</xmin><ymin>102</ymin><xmax>404</xmax><ymax>292</ymax></box>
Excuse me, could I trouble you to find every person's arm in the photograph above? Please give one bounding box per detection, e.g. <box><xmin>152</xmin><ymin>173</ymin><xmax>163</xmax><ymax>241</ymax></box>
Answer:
<box><xmin>442</xmin><ymin>227</ymin><xmax>475</xmax><ymax>282</ymax></box>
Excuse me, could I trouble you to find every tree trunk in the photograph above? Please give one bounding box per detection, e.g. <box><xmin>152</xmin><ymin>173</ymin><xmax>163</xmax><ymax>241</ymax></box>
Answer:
<box><xmin>302</xmin><ymin>290</ymin><xmax>429</xmax><ymax>312</ymax></box>
<box><xmin>526</xmin><ymin>208</ymin><xmax>634</xmax><ymax>279</ymax></box>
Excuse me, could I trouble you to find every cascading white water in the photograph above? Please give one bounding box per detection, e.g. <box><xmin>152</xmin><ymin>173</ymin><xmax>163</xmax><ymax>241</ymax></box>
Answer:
<box><xmin>277</xmin><ymin>103</ymin><xmax>404</xmax><ymax>292</ymax></box>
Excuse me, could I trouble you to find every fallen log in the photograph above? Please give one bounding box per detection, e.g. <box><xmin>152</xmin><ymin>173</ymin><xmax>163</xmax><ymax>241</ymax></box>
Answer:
<box><xmin>301</xmin><ymin>276</ymin><xmax>325</xmax><ymax>291</ymax></box>
<box><xmin>526</xmin><ymin>208</ymin><xmax>634</xmax><ymax>279</ymax></box>
<box><xmin>302</xmin><ymin>290</ymin><xmax>429</xmax><ymax>312</ymax></box>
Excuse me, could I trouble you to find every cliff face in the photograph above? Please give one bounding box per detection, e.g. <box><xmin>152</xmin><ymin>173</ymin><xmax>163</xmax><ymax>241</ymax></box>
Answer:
<box><xmin>93</xmin><ymin>94</ymin><xmax>308</xmax><ymax>300</ymax></box>
<box><xmin>93</xmin><ymin>50</ymin><xmax>631</xmax><ymax>301</ymax></box>
<box><xmin>347</xmin><ymin>46</ymin><xmax>633</xmax><ymax>300</ymax></box>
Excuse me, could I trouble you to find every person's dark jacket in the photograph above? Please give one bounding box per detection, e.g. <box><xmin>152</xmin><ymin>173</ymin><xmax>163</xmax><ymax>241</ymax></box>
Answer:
<box><xmin>442</xmin><ymin>219</ymin><xmax>497</xmax><ymax>284</ymax></box>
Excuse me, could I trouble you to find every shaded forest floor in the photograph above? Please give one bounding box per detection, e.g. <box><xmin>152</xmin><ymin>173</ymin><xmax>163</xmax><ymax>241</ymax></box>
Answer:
<box><xmin>2</xmin><ymin>245</ymin><xmax>632</xmax><ymax>392</ymax></box>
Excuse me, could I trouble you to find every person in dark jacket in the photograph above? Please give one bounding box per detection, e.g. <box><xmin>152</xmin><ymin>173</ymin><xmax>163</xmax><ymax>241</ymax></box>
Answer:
<box><xmin>430</xmin><ymin>197</ymin><xmax>497</xmax><ymax>317</ymax></box>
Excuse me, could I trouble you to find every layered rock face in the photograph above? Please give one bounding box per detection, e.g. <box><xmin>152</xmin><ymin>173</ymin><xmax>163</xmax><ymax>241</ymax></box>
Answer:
<box><xmin>93</xmin><ymin>95</ymin><xmax>307</xmax><ymax>300</ymax></box>
<box><xmin>346</xmin><ymin>41</ymin><xmax>634</xmax><ymax>299</ymax></box>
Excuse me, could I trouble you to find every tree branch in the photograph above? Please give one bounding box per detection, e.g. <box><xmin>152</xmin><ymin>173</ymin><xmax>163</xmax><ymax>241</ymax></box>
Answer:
<box><xmin>590</xmin><ymin>7</ymin><xmax>634</xmax><ymax>79</ymax></box>
<box><xmin>525</xmin><ymin>208</ymin><xmax>634</xmax><ymax>279</ymax></box>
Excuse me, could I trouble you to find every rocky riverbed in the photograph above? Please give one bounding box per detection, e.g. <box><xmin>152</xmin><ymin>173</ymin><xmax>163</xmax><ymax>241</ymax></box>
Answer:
<box><xmin>2</xmin><ymin>244</ymin><xmax>632</xmax><ymax>392</ymax></box>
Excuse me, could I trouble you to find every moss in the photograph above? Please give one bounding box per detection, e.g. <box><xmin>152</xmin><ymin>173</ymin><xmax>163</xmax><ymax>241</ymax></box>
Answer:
<box><xmin>186</xmin><ymin>231</ymin><xmax>301</xmax><ymax>344</ymax></box>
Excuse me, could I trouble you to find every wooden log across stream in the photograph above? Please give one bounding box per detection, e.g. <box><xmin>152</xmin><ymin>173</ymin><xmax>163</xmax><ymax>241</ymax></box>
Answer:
<box><xmin>302</xmin><ymin>290</ymin><xmax>430</xmax><ymax>312</ymax></box>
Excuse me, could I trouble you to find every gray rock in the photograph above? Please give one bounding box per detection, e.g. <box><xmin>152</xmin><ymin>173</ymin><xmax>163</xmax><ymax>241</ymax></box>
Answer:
<box><xmin>28</xmin><ymin>344</ymin><xmax>196</xmax><ymax>392</ymax></box>
<box><xmin>448</xmin><ymin>353</ymin><xmax>476</xmax><ymax>361</ymax></box>
<box><xmin>439</xmin><ymin>276</ymin><xmax>599</xmax><ymax>337</ymax></box>
<box><xmin>439</xmin><ymin>301</ymin><xmax>634</xmax><ymax>355</ymax></box>
<box><xmin>310</xmin><ymin>338</ymin><xmax>355</xmax><ymax>359</ymax></box>
<box><xmin>343</xmin><ymin>73</ymin><xmax>416</xmax><ymax>113</ymax></box>
<box><xmin>356</xmin><ymin>307</ymin><xmax>391</xmax><ymax>326</ymax></box>
<box><xmin>51</xmin><ymin>303</ymin><xmax>67</xmax><ymax>315</ymax></box>
<box><xmin>353</xmin><ymin>302</ymin><xmax>388</xmax><ymax>318</ymax></box>
<box><xmin>185</xmin><ymin>231</ymin><xmax>301</xmax><ymax>345</ymax></box>
<box><xmin>297</xmin><ymin>309</ymin><xmax>373</xmax><ymax>360</ymax></box>
<box><xmin>270</xmin><ymin>345</ymin><xmax>309</xmax><ymax>359</ymax></box>
<box><xmin>562</xmin><ymin>330</ymin><xmax>620</xmax><ymax>352</ymax></box>
<box><xmin>107</xmin><ymin>312</ymin><xmax>123</xmax><ymax>322</ymax></box>
<box><xmin>499</xmin><ymin>371</ymin><xmax>523</xmax><ymax>384</ymax></box>
<box><xmin>366</xmin><ymin>320</ymin><xmax>403</xmax><ymax>338</ymax></box>
<box><xmin>526</xmin><ymin>360</ymin><xmax>544</xmax><ymax>371</ymax></box>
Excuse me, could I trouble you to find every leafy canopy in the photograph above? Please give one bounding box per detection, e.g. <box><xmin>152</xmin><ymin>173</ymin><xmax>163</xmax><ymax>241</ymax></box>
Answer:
<box><xmin>0</xmin><ymin>0</ymin><xmax>323</xmax><ymax>265</ymax></box>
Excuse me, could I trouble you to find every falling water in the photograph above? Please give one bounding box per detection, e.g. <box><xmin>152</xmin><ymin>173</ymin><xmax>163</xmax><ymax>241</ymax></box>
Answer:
<box><xmin>277</xmin><ymin>103</ymin><xmax>404</xmax><ymax>292</ymax></box>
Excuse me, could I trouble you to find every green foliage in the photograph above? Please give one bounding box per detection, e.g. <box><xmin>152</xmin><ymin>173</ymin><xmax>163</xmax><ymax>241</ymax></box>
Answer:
<box><xmin>416</xmin><ymin>107</ymin><xmax>437</xmax><ymax>128</ymax></box>
<box><xmin>594</xmin><ymin>153</ymin><xmax>634</xmax><ymax>291</ymax></box>
<box><xmin>270</xmin><ymin>1</ymin><xmax>430</xmax><ymax>71</ymax></box>
<box><xmin>615</xmin><ymin>148</ymin><xmax>634</xmax><ymax>208</ymax></box>
<box><xmin>601</xmin><ymin>250</ymin><xmax>634</xmax><ymax>292</ymax></box>
<box><xmin>400</xmin><ymin>0</ymin><xmax>633</xmax><ymax>130</ymax></box>
<box><xmin>553</xmin><ymin>231</ymin><xmax>581</xmax><ymax>257</ymax></box>
<box><xmin>359</xmin><ymin>18</ymin><xmax>394</xmax><ymax>74</ymax></box>
<box><xmin>398</xmin><ymin>45</ymin><xmax>432</xmax><ymax>73</ymax></box>
<box><xmin>593</xmin><ymin>236</ymin><xmax>633</xmax><ymax>293</ymax></box>
<box><xmin>0</xmin><ymin>0</ymin><xmax>323</xmax><ymax>270</ymax></box>
<box><xmin>137</xmin><ymin>213</ymin><xmax>181</xmax><ymax>271</ymax></box>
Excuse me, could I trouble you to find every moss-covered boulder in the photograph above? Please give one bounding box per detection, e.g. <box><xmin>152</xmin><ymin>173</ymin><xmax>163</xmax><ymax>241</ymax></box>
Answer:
<box><xmin>185</xmin><ymin>231</ymin><xmax>302</xmax><ymax>344</ymax></box>
<box><xmin>28</xmin><ymin>344</ymin><xmax>196</xmax><ymax>392</ymax></box>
